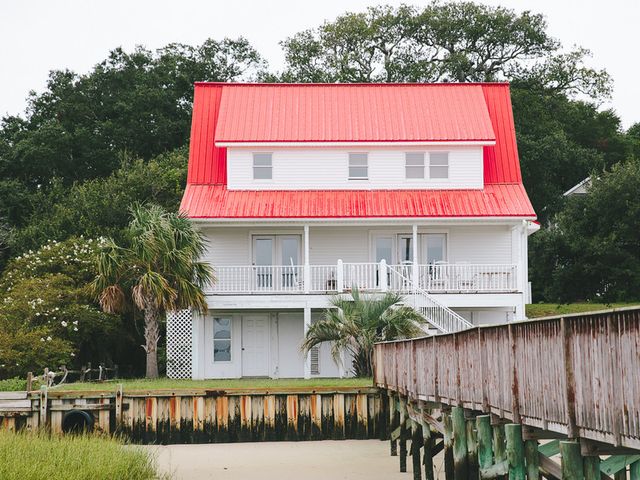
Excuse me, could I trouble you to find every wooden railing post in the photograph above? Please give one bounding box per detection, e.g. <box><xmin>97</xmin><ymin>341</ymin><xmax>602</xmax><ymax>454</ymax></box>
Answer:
<box><xmin>508</xmin><ymin>324</ymin><xmax>521</xmax><ymax>424</ymax></box>
<box><xmin>561</xmin><ymin>317</ymin><xmax>578</xmax><ymax>439</ymax></box>
<box><xmin>336</xmin><ymin>259</ymin><xmax>344</xmax><ymax>292</ymax></box>
<box><xmin>380</xmin><ymin>259</ymin><xmax>388</xmax><ymax>292</ymax></box>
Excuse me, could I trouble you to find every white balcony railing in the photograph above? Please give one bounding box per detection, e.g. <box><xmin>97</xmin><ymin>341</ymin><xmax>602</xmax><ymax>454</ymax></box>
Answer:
<box><xmin>207</xmin><ymin>262</ymin><xmax>518</xmax><ymax>295</ymax></box>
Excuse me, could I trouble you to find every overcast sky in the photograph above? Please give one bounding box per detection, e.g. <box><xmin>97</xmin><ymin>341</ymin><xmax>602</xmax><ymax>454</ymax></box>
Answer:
<box><xmin>0</xmin><ymin>0</ymin><xmax>637</xmax><ymax>128</ymax></box>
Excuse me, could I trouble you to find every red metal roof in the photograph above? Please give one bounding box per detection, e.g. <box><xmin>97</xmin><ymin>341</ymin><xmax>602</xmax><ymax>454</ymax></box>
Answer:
<box><xmin>183</xmin><ymin>82</ymin><xmax>535</xmax><ymax>219</ymax></box>
<box><xmin>214</xmin><ymin>84</ymin><xmax>495</xmax><ymax>143</ymax></box>
<box><xmin>181</xmin><ymin>184</ymin><xmax>534</xmax><ymax>219</ymax></box>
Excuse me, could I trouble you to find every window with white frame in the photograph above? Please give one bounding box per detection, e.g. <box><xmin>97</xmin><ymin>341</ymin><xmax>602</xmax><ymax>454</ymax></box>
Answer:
<box><xmin>213</xmin><ymin>317</ymin><xmax>231</xmax><ymax>362</ymax></box>
<box><xmin>253</xmin><ymin>153</ymin><xmax>272</xmax><ymax>180</ymax></box>
<box><xmin>405</xmin><ymin>152</ymin><xmax>425</xmax><ymax>179</ymax></box>
<box><xmin>348</xmin><ymin>153</ymin><xmax>368</xmax><ymax>180</ymax></box>
<box><xmin>429</xmin><ymin>152</ymin><xmax>449</xmax><ymax>179</ymax></box>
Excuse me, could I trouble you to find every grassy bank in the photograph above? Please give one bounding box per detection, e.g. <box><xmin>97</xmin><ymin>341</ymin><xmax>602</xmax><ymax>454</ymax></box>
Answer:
<box><xmin>0</xmin><ymin>431</ymin><xmax>164</xmax><ymax>480</ymax></box>
<box><xmin>52</xmin><ymin>377</ymin><xmax>373</xmax><ymax>392</ymax></box>
<box><xmin>526</xmin><ymin>303</ymin><xmax>639</xmax><ymax>319</ymax></box>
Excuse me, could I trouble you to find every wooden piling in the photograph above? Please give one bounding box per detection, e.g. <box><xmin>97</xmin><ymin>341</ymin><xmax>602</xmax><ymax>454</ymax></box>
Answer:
<box><xmin>584</xmin><ymin>456</ymin><xmax>601</xmax><ymax>480</ymax></box>
<box><xmin>399</xmin><ymin>398</ymin><xmax>408</xmax><ymax>473</ymax></box>
<box><xmin>524</xmin><ymin>440</ymin><xmax>539</xmax><ymax>480</ymax></box>
<box><xmin>560</xmin><ymin>441</ymin><xmax>584</xmax><ymax>480</ymax></box>
<box><xmin>477</xmin><ymin>415</ymin><xmax>493</xmax><ymax>472</ymax></box>
<box><xmin>493</xmin><ymin>422</ymin><xmax>506</xmax><ymax>478</ymax></box>
<box><xmin>451</xmin><ymin>406</ymin><xmax>468</xmax><ymax>479</ymax></box>
<box><xmin>411</xmin><ymin>421</ymin><xmax>423</xmax><ymax>480</ymax></box>
<box><xmin>466</xmin><ymin>416</ymin><xmax>479</xmax><ymax>479</ymax></box>
<box><xmin>443</xmin><ymin>411</ymin><xmax>455</xmax><ymax>480</ymax></box>
<box><xmin>422</xmin><ymin>425</ymin><xmax>435</xmax><ymax>480</ymax></box>
<box><xmin>390</xmin><ymin>392</ymin><xmax>398</xmax><ymax>456</ymax></box>
<box><xmin>631</xmin><ymin>459</ymin><xmax>640</xmax><ymax>480</ymax></box>
<box><xmin>505</xmin><ymin>424</ymin><xmax>525</xmax><ymax>480</ymax></box>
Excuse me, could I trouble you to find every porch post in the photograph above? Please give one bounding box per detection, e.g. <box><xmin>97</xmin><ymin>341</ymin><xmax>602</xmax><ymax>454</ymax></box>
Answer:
<box><xmin>304</xmin><ymin>224</ymin><xmax>310</xmax><ymax>293</ymax></box>
<box><xmin>303</xmin><ymin>304</ymin><xmax>312</xmax><ymax>379</ymax></box>
<box><xmin>380</xmin><ymin>259</ymin><xmax>388</xmax><ymax>292</ymax></box>
<box><xmin>412</xmin><ymin>224</ymin><xmax>419</xmax><ymax>288</ymax></box>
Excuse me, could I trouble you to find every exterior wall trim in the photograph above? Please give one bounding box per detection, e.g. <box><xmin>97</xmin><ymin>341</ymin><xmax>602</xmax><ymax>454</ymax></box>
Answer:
<box><xmin>216</xmin><ymin>140</ymin><xmax>496</xmax><ymax>148</ymax></box>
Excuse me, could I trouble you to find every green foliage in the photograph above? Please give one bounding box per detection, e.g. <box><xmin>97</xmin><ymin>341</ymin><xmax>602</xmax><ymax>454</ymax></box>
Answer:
<box><xmin>0</xmin><ymin>377</ymin><xmax>28</xmax><ymax>391</ymax></box>
<box><xmin>0</xmin><ymin>238</ymin><xmax>123</xmax><ymax>379</ymax></box>
<box><xmin>93</xmin><ymin>204</ymin><xmax>213</xmax><ymax>378</ymax></box>
<box><xmin>303</xmin><ymin>288</ymin><xmax>425</xmax><ymax>377</ymax></box>
<box><xmin>0</xmin><ymin>431</ymin><xmax>164</xmax><ymax>480</ymax></box>
<box><xmin>278</xmin><ymin>3</ymin><xmax>609</xmax><ymax>98</ymax></box>
<box><xmin>0</xmin><ymin>39</ymin><xmax>262</xmax><ymax>188</ymax></box>
<box><xmin>530</xmin><ymin>160</ymin><xmax>640</xmax><ymax>302</ymax></box>
<box><xmin>10</xmin><ymin>148</ymin><xmax>187</xmax><ymax>254</ymax></box>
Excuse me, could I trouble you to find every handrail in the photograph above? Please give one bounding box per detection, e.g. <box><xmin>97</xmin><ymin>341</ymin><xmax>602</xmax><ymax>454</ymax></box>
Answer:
<box><xmin>373</xmin><ymin>307</ymin><xmax>640</xmax><ymax>450</ymax></box>
<box><xmin>387</xmin><ymin>264</ymin><xmax>473</xmax><ymax>334</ymax></box>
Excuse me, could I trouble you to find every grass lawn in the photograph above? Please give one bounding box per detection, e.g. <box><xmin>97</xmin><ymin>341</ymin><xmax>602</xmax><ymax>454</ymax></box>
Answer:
<box><xmin>0</xmin><ymin>430</ymin><xmax>164</xmax><ymax>480</ymax></box>
<box><xmin>52</xmin><ymin>377</ymin><xmax>374</xmax><ymax>392</ymax></box>
<box><xmin>526</xmin><ymin>302</ymin><xmax>640</xmax><ymax>319</ymax></box>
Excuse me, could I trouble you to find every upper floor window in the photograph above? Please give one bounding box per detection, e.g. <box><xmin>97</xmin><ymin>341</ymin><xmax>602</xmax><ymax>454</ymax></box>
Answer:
<box><xmin>348</xmin><ymin>153</ymin><xmax>368</xmax><ymax>180</ymax></box>
<box><xmin>253</xmin><ymin>153</ymin><xmax>272</xmax><ymax>179</ymax></box>
<box><xmin>405</xmin><ymin>152</ymin><xmax>425</xmax><ymax>179</ymax></box>
<box><xmin>429</xmin><ymin>152</ymin><xmax>449</xmax><ymax>179</ymax></box>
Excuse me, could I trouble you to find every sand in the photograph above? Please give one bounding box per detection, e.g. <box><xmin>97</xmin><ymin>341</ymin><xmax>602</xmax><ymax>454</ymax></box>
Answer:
<box><xmin>144</xmin><ymin>439</ymin><xmax>446</xmax><ymax>479</ymax></box>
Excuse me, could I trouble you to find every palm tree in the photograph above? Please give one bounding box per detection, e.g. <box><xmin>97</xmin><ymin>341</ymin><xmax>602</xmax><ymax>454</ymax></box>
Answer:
<box><xmin>302</xmin><ymin>288</ymin><xmax>426</xmax><ymax>377</ymax></box>
<box><xmin>92</xmin><ymin>204</ymin><xmax>213</xmax><ymax>378</ymax></box>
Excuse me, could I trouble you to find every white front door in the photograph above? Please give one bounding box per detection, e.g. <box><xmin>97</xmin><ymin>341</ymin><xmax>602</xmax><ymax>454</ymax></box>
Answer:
<box><xmin>241</xmin><ymin>315</ymin><xmax>270</xmax><ymax>377</ymax></box>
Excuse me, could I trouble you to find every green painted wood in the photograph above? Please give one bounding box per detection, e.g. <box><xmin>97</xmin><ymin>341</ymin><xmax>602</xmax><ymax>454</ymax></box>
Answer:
<box><xmin>505</xmin><ymin>424</ymin><xmax>525</xmax><ymax>480</ymax></box>
<box><xmin>443</xmin><ymin>412</ymin><xmax>455</xmax><ymax>480</ymax></box>
<box><xmin>584</xmin><ymin>456</ymin><xmax>601</xmax><ymax>480</ymax></box>
<box><xmin>631</xmin><ymin>459</ymin><xmax>640</xmax><ymax>480</ymax></box>
<box><xmin>480</xmin><ymin>460</ymin><xmax>509</xmax><ymax>479</ymax></box>
<box><xmin>560</xmin><ymin>441</ymin><xmax>583</xmax><ymax>480</ymax></box>
<box><xmin>538</xmin><ymin>439</ymin><xmax>560</xmax><ymax>458</ymax></box>
<box><xmin>467</xmin><ymin>419</ymin><xmax>479</xmax><ymax>479</ymax></box>
<box><xmin>476</xmin><ymin>415</ymin><xmax>493</xmax><ymax>472</ymax></box>
<box><xmin>614</xmin><ymin>470</ymin><xmax>626</xmax><ymax>480</ymax></box>
<box><xmin>601</xmin><ymin>455</ymin><xmax>640</xmax><ymax>476</ymax></box>
<box><xmin>524</xmin><ymin>440</ymin><xmax>540</xmax><ymax>480</ymax></box>
<box><xmin>494</xmin><ymin>424</ymin><xmax>506</xmax><ymax>465</ymax></box>
<box><xmin>452</xmin><ymin>407</ymin><xmax>469</xmax><ymax>479</ymax></box>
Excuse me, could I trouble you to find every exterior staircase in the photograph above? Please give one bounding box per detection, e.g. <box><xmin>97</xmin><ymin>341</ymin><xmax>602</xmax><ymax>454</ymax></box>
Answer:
<box><xmin>388</xmin><ymin>264</ymin><xmax>473</xmax><ymax>334</ymax></box>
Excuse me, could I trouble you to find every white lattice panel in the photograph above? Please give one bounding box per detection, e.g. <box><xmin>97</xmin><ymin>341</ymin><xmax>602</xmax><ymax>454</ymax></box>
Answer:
<box><xmin>166</xmin><ymin>309</ymin><xmax>193</xmax><ymax>379</ymax></box>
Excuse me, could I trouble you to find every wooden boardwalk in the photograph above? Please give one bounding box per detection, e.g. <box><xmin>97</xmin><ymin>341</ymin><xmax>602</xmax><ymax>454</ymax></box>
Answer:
<box><xmin>374</xmin><ymin>306</ymin><xmax>640</xmax><ymax>479</ymax></box>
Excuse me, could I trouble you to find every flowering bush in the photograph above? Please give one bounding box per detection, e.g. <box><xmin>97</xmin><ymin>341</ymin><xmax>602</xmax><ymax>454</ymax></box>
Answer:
<box><xmin>0</xmin><ymin>237</ymin><xmax>121</xmax><ymax>379</ymax></box>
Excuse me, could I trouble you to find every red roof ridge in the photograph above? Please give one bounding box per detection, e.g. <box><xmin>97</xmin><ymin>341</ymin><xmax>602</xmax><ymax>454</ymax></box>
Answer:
<box><xmin>194</xmin><ymin>81</ymin><xmax>511</xmax><ymax>87</ymax></box>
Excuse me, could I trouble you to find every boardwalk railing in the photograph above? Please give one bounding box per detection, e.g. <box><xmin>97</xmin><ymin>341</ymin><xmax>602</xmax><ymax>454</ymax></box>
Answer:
<box><xmin>374</xmin><ymin>307</ymin><xmax>640</xmax><ymax>450</ymax></box>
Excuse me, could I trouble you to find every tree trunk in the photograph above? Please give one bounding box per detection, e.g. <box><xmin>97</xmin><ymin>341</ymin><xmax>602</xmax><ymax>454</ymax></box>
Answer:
<box><xmin>143</xmin><ymin>304</ymin><xmax>160</xmax><ymax>379</ymax></box>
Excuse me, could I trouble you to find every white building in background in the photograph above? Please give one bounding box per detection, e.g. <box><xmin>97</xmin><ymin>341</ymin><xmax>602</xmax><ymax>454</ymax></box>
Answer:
<box><xmin>167</xmin><ymin>82</ymin><xmax>538</xmax><ymax>380</ymax></box>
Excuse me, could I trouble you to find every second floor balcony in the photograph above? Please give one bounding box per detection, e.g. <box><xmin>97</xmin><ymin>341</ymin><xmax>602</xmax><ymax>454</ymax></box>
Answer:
<box><xmin>206</xmin><ymin>261</ymin><xmax>519</xmax><ymax>295</ymax></box>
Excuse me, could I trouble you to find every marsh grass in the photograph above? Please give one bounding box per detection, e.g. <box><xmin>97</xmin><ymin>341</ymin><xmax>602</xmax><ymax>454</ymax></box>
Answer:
<box><xmin>0</xmin><ymin>430</ymin><xmax>166</xmax><ymax>480</ymax></box>
<box><xmin>526</xmin><ymin>302</ymin><xmax>639</xmax><ymax>318</ymax></box>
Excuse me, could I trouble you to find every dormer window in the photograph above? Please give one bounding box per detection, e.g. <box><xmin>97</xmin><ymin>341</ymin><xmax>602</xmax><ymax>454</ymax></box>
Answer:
<box><xmin>348</xmin><ymin>153</ymin><xmax>368</xmax><ymax>180</ymax></box>
<box><xmin>253</xmin><ymin>153</ymin><xmax>272</xmax><ymax>179</ymax></box>
<box><xmin>429</xmin><ymin>152</ymin><xmax>449</xmax><ymax>179</ymax></box>
<box><xmin>405</xmin><ymin>152</ymin><xmax>425</xmax><ymax>179</ymax></box>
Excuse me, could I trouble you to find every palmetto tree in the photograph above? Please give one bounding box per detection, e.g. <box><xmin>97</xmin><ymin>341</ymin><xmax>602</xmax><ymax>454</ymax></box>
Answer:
<box><xmin>302</xmin><ymin>288</ymin><xmax>426</xmax><ymax>377</ymax></box>
<box><xmin>92</xmin><ymin>204</ymin><xmax>213</xmax><ymax>378</ymax></box>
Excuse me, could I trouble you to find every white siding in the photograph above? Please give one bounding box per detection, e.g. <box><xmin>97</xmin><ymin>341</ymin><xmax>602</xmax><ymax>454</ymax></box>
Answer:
<box><xmin>227</xmin><ymin>146</ymin><xmax>483</xmax><ymax>190</ymax></box>
<box><xmin>200</xmin><ymin>225</ymin><xmax>515</xmax><ymax>267</ymax></box>
<box><xmin>447</xmin><ymin>226</ymin><xmax>513</xmax><ymax>264</ymax></box>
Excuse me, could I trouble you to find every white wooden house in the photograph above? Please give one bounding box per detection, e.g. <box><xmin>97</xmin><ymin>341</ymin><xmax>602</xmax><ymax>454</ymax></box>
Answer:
<box><xmin>166</xmin><ymin>83</ymin><xmax>538</xmax><ymax>380</ymax></box>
